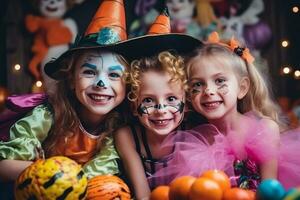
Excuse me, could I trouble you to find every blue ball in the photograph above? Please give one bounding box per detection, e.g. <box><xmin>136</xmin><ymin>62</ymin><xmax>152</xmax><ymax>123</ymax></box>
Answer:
<box><xmin>256</xmin><ymin>179</ymin><xmax>285</xmax><ymax>200</ymax></box>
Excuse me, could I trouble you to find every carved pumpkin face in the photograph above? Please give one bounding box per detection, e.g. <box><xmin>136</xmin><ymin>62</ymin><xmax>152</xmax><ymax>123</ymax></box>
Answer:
<box><xmin>40</xmin><ymin>0</ymin><xmax>67</xmax><ymax>18</ymax></box>
<box><xmin>87</xmin><ymin>175</ymin><xmax>131</xmax><ymax>200</ymax></box>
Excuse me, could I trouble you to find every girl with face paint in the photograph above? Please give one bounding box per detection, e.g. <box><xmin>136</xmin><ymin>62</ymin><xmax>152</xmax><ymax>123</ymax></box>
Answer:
<box><xmin>0</xmin><ymin>0</ymin><xmax>131</xmax><ymax>187</ymax></box>
<box><xmin>114</xmin><ymin>51</ymin><xmax>187</xmax><ymax>198</ymax></box>
<box><xmin>176</xmin><ymin>32</ymin><xmax>300</xmax><ymax>190</ymax></box>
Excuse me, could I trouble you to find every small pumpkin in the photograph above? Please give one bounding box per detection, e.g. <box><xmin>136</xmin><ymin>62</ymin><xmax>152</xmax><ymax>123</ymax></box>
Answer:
<box><xmin>87</xmin><ymin>175</ymin><xmax>131</xmax><ymax>200</ymax></box>
<box><xmin>15</xmin><ymin>156</ymin><xmax>88</xmax><ymax>200</ymax></box>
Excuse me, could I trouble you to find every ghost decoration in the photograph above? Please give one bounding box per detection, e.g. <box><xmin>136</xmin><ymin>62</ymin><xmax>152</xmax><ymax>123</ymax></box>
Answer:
<box><xmin>25</xmin><ymin>0</ymin><xmax>77</xmax><ymax>94</ymax></box>
<box><xmin>219</xmin><ymin>0</ymin><xmax>265</xmax><ymax>42</ymax></box>
<box><xmin>166</xmin><ymin>0</ymin><xmax>202</xmax><ymax>39</ymax></box>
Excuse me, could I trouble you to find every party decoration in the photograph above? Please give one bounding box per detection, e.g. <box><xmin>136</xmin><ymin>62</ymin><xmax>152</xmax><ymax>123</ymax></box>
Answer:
<box><xmin>223</xmin><ymin>187</ymin><xmax>255</xmax><ymax>200</ymax></box>
<box><xmin>256</xmin><ymin>179</ymin><xmax>286</xmax><ymax>200</ymax></box>
<box><xmin>0</xmin><ymin>86</ymin><xmax>9</xmax><ymax>112</ymax></box>
<box><xmin>15</xmin><ymin>156</ymin><xmax>87</xmax><ymax>200</ymax></box>
<box><xmin>169</xmin><ymin>176</ymin><xmax>196</xmax><ymax>200</ymax></box>
<box><xmin>200</xmin><ymin>170</ymin><xmax>231</xmax><ymax>192</ymax></box>
<box><xmin>25</xmin><ymin>0</ymin><xmax>77</xmax><ymax>92</ymax></box>
<box><xmin>282</xmin><ymin>188</ymin><xmax>300</xmax><ymax>200</ymax></box>
<box><xmin>150</xmin><ymin>185</ymin><xmax>170</xmax><ymax>200</ymax></box>
<box><xmin>129</xmin><ymin>0</ymin><xmax>159</xmax><ymax>37</ymax></box>
<box><xmin>86</xmin><ymin>175</ymin><xmax>131</xmax><ymax>200</ymax></box>
<box><xmin>189</xmin><ymin>177</ymin><xmax>223</xmax><ymax>200</ymax></box>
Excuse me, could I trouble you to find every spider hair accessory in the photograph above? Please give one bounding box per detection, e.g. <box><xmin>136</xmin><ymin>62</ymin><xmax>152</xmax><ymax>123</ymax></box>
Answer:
<box><xmin>207</xmin><ymin>32</ymin><xmax>255</xmax><ymax>64</ymax></box>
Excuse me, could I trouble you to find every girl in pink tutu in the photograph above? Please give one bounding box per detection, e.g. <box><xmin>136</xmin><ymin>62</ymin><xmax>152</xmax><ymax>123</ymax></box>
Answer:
<box><xmin>178</xmin><ymin>31</ymin><xmax>300</xmax><ymax>190</ymax></box>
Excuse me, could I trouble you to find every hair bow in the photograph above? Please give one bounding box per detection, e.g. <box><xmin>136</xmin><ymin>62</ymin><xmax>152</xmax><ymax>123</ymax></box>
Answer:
<box><xmin>207</xmin><ymin>31</ymin><xmax>255</xmax><ymax>64</ymax></box>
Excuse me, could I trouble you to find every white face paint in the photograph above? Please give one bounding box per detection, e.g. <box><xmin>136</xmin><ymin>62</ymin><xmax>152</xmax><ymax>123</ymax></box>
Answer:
<box><xmin>73</xmin><ymin>50</ymin><xmax>126</xmax><ymax>122</ymax></box>
<box><xmin>166</xmin><ymin>0</ymin><xmax>195</xmax><ymax>20</ymax></box>
<box><xmin>40</xmin><ymin>0</ymin><xmax>67</xmax><ymax>19</ymax></box>
<box><xmin>134</xmin><ymin>70</ymin><xmax>185</xmax><ymax>137</ymax></box>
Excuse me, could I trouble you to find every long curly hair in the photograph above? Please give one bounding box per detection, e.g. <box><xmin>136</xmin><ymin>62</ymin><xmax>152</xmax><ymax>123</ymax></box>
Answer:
<box><xmin>127</xmin><ymin>51</ymin><xmax>187</xmax><ymax>102</ymax></box>
<box><xmin>43</xmin><ymin>49</ymin><xmax>129</xmax><ymax>156</ymax></box>
<box><xmin>186</xmin><ymin>43</ymin><xmax>286</xmax><ymax>129</ymax></box>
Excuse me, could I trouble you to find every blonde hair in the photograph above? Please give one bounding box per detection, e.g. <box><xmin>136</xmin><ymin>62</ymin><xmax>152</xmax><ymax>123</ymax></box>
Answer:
<box><xmin>127</xmin><ymin>51</ymin><xmax>187</xmax><ymax>102</ymax></box>
<box><xmin>43</xmin><ymin>49</ymin><xmax>129</xmax><ymax>156</ymax></box>
<box><xmin>186</xmin><ymin>43</ymin><xmax>285</xmax><ymax>128</ymax></box>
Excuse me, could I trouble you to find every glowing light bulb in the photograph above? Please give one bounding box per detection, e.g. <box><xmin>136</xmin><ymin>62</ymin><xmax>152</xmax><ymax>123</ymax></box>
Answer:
<box><xmin>36</xmin><ymin>81</ymin><xmax>43</xmax><ymax>87</ymax></box>
<box><xmin>292</xmin><ymin>6</ymin><xmax>299</xmax><ymax>13</ymax></box>
<box><xmin>281</xmin><ymin>40</ymin><xmax>289</xmax><ymax>47</ymax></box>
<box><xmin>294</xmin><ymin>70</ymin><xmax>300</xmax><ymax>78</ymax></box>
<box><xmin>283</xmin><ymin>67</ymin><xmax>291</xmax><ymax>74</ymax></box>
<box><xmin>14</xmin><ymin>64</ymin><xmax>21</xmax><ymax>71</ymax></box>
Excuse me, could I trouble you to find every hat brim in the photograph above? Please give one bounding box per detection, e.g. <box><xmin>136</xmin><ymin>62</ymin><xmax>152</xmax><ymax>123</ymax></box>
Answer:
<box><xmin>113</xmin><ymin>33</ymin><xmax>203</xmax><ymax>62</ymax></box>
<box><xmin>44</xmin><ymin>33</ymin><xmax>202</xmax><ymax>80</ymax></box>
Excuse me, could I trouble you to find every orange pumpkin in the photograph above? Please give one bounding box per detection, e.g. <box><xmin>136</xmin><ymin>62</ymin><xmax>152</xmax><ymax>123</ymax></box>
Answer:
<box><xmin>86</xmin><ymin>175</ymin><xmax>131</xmax><ymax>200</ymax></box>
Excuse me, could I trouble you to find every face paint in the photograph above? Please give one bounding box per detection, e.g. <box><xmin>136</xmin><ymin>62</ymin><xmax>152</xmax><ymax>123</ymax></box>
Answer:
<box><xmin>217</xmin><ymin>84</ymin><xmax>229</xmax><ymax>95</ymax></box>
<box><xmin>73</xmin><ymin>50</ymin><xmax>127</xmax><ymax>119</ymax></box>
<box><xmin>137</xmin><ymin>100</ymin><xmax>185</xmax><ymax>116</ymax></box>
<box><xmin>96</xmin><ymin>80</ymin><xmax>105</xmax><ymax>87</ymax></box>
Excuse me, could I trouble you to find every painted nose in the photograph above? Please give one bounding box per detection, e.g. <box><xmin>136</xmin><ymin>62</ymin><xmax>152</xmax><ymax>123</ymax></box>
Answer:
<box><xmin>154</xmin><ymin>104</ymin><xmax>167</xmax><ymax>114</ymax></box>
<box><xmin>96</xmin><ymin>80</ymin><xmax>105</xmax><ymax>87</ymax></box>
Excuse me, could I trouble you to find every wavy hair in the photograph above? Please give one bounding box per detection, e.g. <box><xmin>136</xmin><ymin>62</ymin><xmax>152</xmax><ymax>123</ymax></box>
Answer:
<box><xmin>43</xmin><ymin>49</ymin><xmax>129</xmax><ymax>156</ymax></box>
<box><xmin>127</xmin><ymin>51</ymin><xmax>187</xmax><ymax>102</ymax></box>
<box><xmin>186</xmin><ymin>43</ymin><xmax>286</xmax><ymax>129</ymax></box>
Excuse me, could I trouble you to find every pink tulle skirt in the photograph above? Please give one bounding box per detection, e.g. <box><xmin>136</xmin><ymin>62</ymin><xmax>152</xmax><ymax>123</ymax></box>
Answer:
<box><xmin>147</xmin><ymin>113</ymin><xmax>300</xmax><ymax>189</ymax></box>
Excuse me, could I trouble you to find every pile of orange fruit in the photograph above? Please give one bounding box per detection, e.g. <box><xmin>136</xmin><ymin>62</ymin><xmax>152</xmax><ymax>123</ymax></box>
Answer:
<box><xmin>150</xmin><ymin>170</ymin><xmax>255</xmax><ymax>200</ymax></box>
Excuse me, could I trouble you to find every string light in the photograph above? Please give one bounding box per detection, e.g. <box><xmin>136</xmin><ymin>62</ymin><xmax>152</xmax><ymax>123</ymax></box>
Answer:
<box><xmin>282</xmin><ymin>66</ymin><xmax>291</xmax><ymax>74</ymax></box>
<box><xmin>281</xmin><ymin>40</ymin><xmax>289</xmax><ymax>47</ymax></box>
<box><xmin>292</xmin><ymin>6</ymin><xmax>299</xmax><ymax>13</ymax></box>
<box><xmin>294</xmin><ymin>70</ymin><xmax>300</xmax><ymax>79</ymax></box>
<box><xmin>14</xmin><ymin>64</ymin><xmax>21</xmax><ymax>71</ymax></box>
<box><xmin>35</xmin><ymin>81</ymin><xmax>43</xmax><ymax>88</ymax></box>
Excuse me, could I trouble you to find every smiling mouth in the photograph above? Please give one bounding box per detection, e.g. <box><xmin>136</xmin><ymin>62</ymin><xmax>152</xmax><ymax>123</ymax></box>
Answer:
<box><xmin>46</xmin><ymin>6</ymin><xmax>58</xmax><ymax>12</ymax></box>
<box><xmin>89</xmin><ymin>94</ymin><xmax>113</xmax><ymax>102</ymax></box>
<box><xmin>201</xmin><ymin>101</ymin><xmax>223</xmax><ymax>109</ymax></box>
<box><xmin>150</xmin><ymin>119</ymin><xmax>172</xmax><ymax>126</ymax></box>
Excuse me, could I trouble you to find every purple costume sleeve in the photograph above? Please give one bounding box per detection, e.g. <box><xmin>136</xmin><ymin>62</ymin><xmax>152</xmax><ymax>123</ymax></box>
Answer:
<box><xmin>0</xmin><ymin>93</ymin><xmax>48</xmax><ymax>141</ymax></box>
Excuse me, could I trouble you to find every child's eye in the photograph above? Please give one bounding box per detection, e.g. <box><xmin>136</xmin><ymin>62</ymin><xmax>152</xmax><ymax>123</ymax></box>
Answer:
<box><xmin>192</xmin><ymin>82</ymin><xmax>203</xmax><ymax>88</ymax></box>
<box><xmin>167</xmin><ymin>96</ymin><xmax>177</xmax><ymax>102</ymax></box>
<box><xmin>215</xmin><ymin>78</ymin><xmax>226</xmax><ymax>85</ymax></box>
<box><xmin>83</xmin><ymin>69</ymin><xmax>96</xmax><ymax>76</ymax></box>
<box><xmin>109</xmin><ymin>72</ymin><xmax>121</xmax><ymax>78</ymax></box>
<box><xmin>142</xmin><ymin>97</ymin><xmax>153</xmax><ymax>104</ymax></box>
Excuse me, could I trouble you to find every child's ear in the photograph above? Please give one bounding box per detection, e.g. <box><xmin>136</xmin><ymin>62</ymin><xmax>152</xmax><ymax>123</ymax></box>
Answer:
<box><xmin>238</xmin><ymin>77</ymin><xmax>250</xmax><ymax>99</ymax></box>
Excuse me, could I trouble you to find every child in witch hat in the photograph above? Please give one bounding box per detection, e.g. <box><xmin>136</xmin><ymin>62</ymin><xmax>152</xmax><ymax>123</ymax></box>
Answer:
<box><xmin>114</xmin><ymin>8</ymin><xmax>203</xmax><ymax>199</ymax></box>
<box><xmin>0</xmin><ymin>0</ymin><xmax>133</xmax><ymax>182</ymax></box>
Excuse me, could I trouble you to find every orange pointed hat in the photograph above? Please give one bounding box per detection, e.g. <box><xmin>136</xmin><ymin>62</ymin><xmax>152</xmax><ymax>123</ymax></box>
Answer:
<box><xmin>112</xmin><ymin>7</ymin><xmax>203</xmax><ymax>62</ymax></box>
<box><xmin>45</xmin><ymin>0</ymin><xmax>128</xmax><ymax>79</ymax></box>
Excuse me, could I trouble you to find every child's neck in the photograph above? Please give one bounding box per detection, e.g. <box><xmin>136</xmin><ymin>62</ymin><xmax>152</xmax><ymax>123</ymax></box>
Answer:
<box><xmin>209</xmin><ymin>111</ymin><xmax>244</xmax><ymax>135</ymax></box>
<box><xmin>78</xmin><ymin>108</ymin><xmax>106</xmax><ymax>135</ymax></box>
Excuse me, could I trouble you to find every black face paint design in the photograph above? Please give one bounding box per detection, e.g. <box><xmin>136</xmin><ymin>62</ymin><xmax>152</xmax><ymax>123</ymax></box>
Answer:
<box><xmin>137</xmin><ymin>101</ymin><xmax>185</xmax><ymax>116</ymax></box>
<box><xmin>217</xmin><ymin>84</ymin><xmax>229</xmax><ymax>95</ymax></box>
<box><xmin>97</xmin><ymin>80</ymin><xmax>105</xmax><ymax>87</ymax></box>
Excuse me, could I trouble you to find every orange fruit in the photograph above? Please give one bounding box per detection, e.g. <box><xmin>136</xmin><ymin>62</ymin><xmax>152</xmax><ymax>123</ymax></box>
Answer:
<box><xmin>150</xmin><ymin>186</ymin><xmax>170</xmax><ymax>200</ymax></box>
<box><xmin>169</xmin><ymin>176</ymin><xmax>196</xmax><ymax>200</ymax></box>
<box><xmin>189</xmin><ymin>177</ymin><xmax>222</xmax><ymax>200</ymax></box>
<box><xmin>200</xmin><ymin>169</ymin><xmax>231</xmax><ymax>192</ymax></box>
<box><xmin>223</xmin><ymin>187</ymin><xmax>255</xmax><ymax>200</ymax></box>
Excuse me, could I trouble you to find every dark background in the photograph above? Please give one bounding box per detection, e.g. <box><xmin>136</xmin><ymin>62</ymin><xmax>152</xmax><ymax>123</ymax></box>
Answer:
<box><xmin>0</xmin><ymin>0</ymin><xmax>299</xmax><ymax>100</ymax></box>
